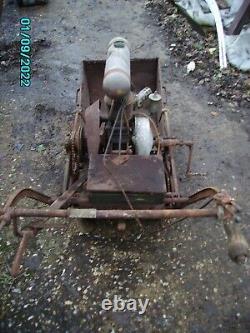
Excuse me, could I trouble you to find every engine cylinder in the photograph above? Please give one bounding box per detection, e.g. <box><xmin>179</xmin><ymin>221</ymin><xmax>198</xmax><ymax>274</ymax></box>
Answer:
<box><xmin>103</xmin><ymin>37</ymin><xmax>131</xmax><ymax>99</ymax></box>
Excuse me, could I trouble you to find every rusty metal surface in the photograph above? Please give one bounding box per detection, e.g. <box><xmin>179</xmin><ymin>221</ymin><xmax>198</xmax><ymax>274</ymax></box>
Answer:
<box><xmin>3</xmin><ymin>188</ymin><xmax>53</xmax><ymax>208</ymax></box>
<box><xmin>11</xmin><ymin>230</ymin><xmax>35</xmax><ymax>277</ymax></box>
<box><xmin>0</xmin><ymin>183</ymin><xmax>246</xmax><ymax>276</ymax></box>
<box><xmin>94</xmin><ymin>208</ymin><xmax>218</xmax><ymax>219</ymax></box>
<box><xmin>0</xmin><ymin>173</ymin><xmax>88</xmax><ymax>276</ymax></box>
<box><xmin>87</xmin><ymin>154</ymin><xmax>166</xmax><ymax>194</ymax></box>
<box><xmin>0</xmin><ymin>208</ymin><xmax>218</xmax><ymax>220</ymax></box>
<box><xmin>81</xmin><ymin>58</ymin><xmax>180</xmax><ymax>197</ymax></box>
<box><xmin>84</xmin><ymin>100</ymin><xmax>101</xmax><ymax>155</ymax></box>
<box><xmin>159</xmin><ymin>138</ymin><xmax>194</xmax><ymax>176</ymax></box>
<box><xmin>1</xmin><ymin>57</ymin><xmax>248</xmax><ymax>277</ymax></box>
<box><xmin>49</xmin><ymin>173</ymin><xmax>87</xmax><ymax>210</ymax></box>
<box><xmin>158</xmin><ymin>110</ymin><xmax>179</xmax><ymax>194</ymax></box>
<box><xmin>82</xmin><ymin>59</ymin><xmax>159</xmax><ymax>104</ymax></box>
<box><xmin>0</xmin><ymin>207</ymin><xmax>218</xmax><ymax>220</ymax></box>
<box><xmin>0</xmin><ymin>189</ymin><xmax>242</xmax><ymax>225</ymax></box>
<box><xmin>0</xmin><ymin>188</ymin><xmax>54</xmax><ymax>232</ymax></box>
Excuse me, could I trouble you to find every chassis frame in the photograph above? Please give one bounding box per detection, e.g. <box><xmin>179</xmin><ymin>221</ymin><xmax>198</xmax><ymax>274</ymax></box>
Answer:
<box><xmin>0</xmin><ymin>58</ymin><xmax>248</xmax><ymax>276</ymax></box>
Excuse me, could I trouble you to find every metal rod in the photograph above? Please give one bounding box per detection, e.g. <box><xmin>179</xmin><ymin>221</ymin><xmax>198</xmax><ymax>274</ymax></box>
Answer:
<box><xmin>11</xmin><ymin>230</ymin><xmax>34</xmax><ymax>277</ymax></box>
<box><xmin>118</xmin><ymin>109</ymin><xmax>123</xmax><ymax>155</ymax></box>
<box><xmin>159</xmin><ymin>139</ymin><xmax>193</xmax><ymax>147</ymax></box>
<box><xmin>95</xmin><ymin>208</ymin><xmax>218</xmax><ymax>219</ymax></box>
<box><xmin>0</xmin><ymin>209</ymin><xmax>68</xmax><ymax>219</ymax></box>
<box><xmin>159</xmin><ymin>112</ymin><xmax>179</xmax><ymax>195</ymax></box>
<box><xmin>186</xmin><ymin>144</ymin><xmax>193</xmax><ymax>176</ymax></box>
<box><xmin>54</xmin><ymin>194</ymin><xmax>190</xmax><ymax>207</ymax></box>
<box><xmin>0</xmin><ymin>208</ymin><xmax>218</xmax><ymax>220</ymax></box>
<box><xmin>104</xmin><ymin>101</ymin><xmax>125</xmax><ymax>157</ymax></box>
<box><xmin>164</xmin><ymin>197</ymin><xmax>189</xmax><ymax>204</ymax></box>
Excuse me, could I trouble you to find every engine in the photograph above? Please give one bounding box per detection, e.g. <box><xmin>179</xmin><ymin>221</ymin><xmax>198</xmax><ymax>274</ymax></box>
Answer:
<box><xmin>102</xmin><ymin>37</ymin><xmax>162</xmax><ymax>157</ymax></box>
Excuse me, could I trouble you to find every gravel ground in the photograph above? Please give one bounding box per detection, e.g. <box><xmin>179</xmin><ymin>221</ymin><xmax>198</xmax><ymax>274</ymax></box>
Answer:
<box><xmin>0</xmin><ymin>0</ymin><xmax>250</xmax><ymax>332</ymax></box>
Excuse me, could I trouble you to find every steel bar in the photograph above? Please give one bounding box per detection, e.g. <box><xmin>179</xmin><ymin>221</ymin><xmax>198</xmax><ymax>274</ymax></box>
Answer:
<box><xmin>85</xmin><ymin>100</ymin><xmax>101</xmax><ymax>155</ymax></box>
<box><xmin>2</xmin><ymin>188</ymin><xmax>54</xmax><ymax>211</ymax></box>
<box><xmin>0</xmin><ymin>208</ymin><xmax>68</xmax><ymax>219</ymax></box>
<box><xmin>158</xmin><ymin>138</ymin><xmax>194</xmax><ymax>176</ymax></box>
<box><xmin>95</xmin><ymin>209</ymin><xmax>218</xmax><ymax>219</ymax></box>
<box><xmin>0</xmin><ymin>208</ymin><xmax>218</xmax><ymax>220</ymax></box>
<box><xmin>50</xmin><ymin>173</ymin><xmax>87</xmax><ymax>209</ymax></box>
<box><xmin>164</xmin><ymin>197</ymin><xmax>189</xmax><ymax>204</ymax></box>
<box><xmin>160</xmin><ymin>111</ymin><xmax>179</xmax><ymax>195</ymax></box>
<box><xmin>158</xmin><ymin>139</ymin><xmax>193</xmax><ymax>147</ymax></box>
<box><xmin>11</xmin><ymin>230</ymin><xmax>34</xmax><ymax>277</ymax></box>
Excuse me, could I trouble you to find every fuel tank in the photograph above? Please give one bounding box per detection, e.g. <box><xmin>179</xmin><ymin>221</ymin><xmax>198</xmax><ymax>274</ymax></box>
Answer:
<box><xmin>103</xmin><ymin>37</ymin><xmax>131</xmax><ymax>99</ymax></box>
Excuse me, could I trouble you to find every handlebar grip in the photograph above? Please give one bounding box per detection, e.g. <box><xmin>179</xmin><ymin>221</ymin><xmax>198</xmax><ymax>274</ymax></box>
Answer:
<box><xmin>224</xmin><ymin>221</ymin><xmax>249</xmax><ymax>264</ymax></box>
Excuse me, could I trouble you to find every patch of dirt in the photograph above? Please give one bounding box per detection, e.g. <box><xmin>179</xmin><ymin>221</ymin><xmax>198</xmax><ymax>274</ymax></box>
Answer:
<box><xmin>0</xmin><ymin>39</ymin><xmax>51</xmax><ymax>70</ymax></box>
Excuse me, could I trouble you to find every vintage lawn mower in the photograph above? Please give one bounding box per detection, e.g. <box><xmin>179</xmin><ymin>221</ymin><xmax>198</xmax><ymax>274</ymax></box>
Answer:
<box><xmin>0</xmin><ymin>37</ymin><xmax>248</xmax><ymax>276</ymax></box>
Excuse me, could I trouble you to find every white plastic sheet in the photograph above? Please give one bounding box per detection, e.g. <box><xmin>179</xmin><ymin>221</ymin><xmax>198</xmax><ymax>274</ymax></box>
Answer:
<box><xmin>174</xmin><ymin>0</ymin><xmax>250</xmax><ymax>71</ymax></box>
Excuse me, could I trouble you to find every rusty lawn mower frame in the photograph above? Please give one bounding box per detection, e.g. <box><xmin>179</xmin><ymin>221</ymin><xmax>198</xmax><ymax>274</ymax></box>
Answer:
<box><xmin>0</xmin><ymin>58</ymin><xmax>248</xmax><ymax>276</ymax></box>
